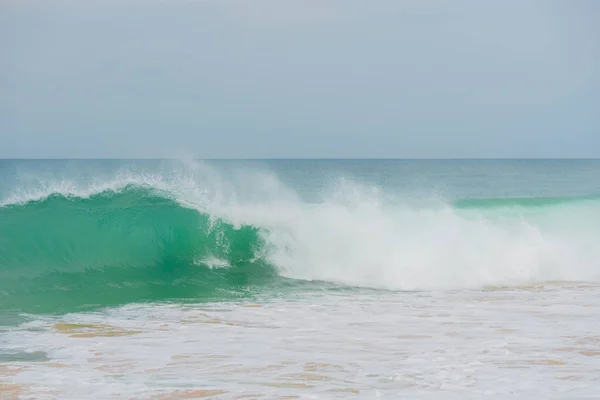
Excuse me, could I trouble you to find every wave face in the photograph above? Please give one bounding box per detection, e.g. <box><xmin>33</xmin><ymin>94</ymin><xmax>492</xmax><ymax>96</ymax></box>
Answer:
<box><xmin>1</xmin><ymin>162</ymin><xmax>600</xmax><ymax>313</ymax></box>
<box><xmin>0</xmin><ymin>185</ymin><xmax>277</xmax><ymax>313</ymax></box>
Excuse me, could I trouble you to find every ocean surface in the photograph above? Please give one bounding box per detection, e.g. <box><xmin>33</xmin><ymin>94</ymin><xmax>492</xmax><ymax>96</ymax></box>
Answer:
<box><xmin>1</xmin><ymin>159</ymin><xmax>599</xmax><ymax>399</ymax></box>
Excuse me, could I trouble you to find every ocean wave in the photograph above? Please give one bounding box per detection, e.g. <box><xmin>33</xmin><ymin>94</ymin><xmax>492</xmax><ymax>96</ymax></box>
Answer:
<box><xmin>1</xmin><ymin>166</ymin><xmax>599</xmax><ymax>312</ymax></box>
<box><xmin>0</xmin><ymin>185</ymin><xmax>277</xmax><ymax>313</ymax></box>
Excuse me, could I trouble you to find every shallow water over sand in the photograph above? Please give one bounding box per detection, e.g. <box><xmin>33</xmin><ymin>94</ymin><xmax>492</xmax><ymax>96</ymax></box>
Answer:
<box><xmin>2</xmin><ymin>283</ymin><xmax>600</xmax><ymax>399</ymax></box>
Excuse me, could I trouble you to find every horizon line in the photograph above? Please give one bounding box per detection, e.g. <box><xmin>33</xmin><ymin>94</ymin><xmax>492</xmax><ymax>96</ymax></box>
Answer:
<box><xmin>0</xmin><ymin>157</ymin><xmax>599</xmax><ymax>161</ymax></box>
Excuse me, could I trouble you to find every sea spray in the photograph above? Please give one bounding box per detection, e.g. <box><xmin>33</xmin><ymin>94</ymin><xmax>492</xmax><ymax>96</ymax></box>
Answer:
<box><xmin>1</xmin><ymin>162</ymin><xmax>600</xmax><ymax>312</ymax></box>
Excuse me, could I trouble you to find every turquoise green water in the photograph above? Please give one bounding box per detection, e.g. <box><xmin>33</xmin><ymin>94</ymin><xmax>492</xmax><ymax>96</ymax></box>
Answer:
<box><xmin>0</xmin><ymin>185</ymin><xmax>283</xmax><ymax>313</ymax></box>
<box><xmin>1</xmin><ymin>159</ymin><xmax>599</xmax><ymax>314</ymax></box>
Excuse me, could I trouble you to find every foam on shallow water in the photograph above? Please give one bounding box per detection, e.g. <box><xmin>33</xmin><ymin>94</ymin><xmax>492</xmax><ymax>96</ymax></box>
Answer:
<box><xmin>2</xmin><ymin>283</ymin><xmax>600</xmax><ymax>399</ymax></box>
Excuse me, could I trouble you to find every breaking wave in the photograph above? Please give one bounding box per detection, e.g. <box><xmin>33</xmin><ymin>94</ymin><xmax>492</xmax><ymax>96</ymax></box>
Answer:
<box><xmin>1</xmin><ymin>163</ymin><xmax>599</xmax><ymax>312</ymax></box>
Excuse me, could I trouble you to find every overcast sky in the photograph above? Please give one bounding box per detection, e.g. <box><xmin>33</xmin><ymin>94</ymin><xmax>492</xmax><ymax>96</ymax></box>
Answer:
<box><xmin>1</xmin><ymin>0</ymin><xmax>598</xmax><ymax>158</ymax></box>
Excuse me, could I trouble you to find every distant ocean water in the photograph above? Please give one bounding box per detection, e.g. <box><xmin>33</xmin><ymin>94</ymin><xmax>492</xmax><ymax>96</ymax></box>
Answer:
<box><xmin>1</xmin><ymin>159</ymin><xmax>599</xmax><ymax>399</ymax></box>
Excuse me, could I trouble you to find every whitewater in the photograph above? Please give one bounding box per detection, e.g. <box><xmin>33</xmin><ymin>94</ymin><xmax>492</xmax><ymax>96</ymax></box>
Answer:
<box><xmin>1</xmin><ymin>159</ymin><xmax>600</xmax><ymax>399</ymax></box>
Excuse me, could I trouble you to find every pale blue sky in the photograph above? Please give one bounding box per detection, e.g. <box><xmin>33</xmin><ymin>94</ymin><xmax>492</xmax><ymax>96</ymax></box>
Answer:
<box><xmin>1</xmin><ymin>0</ymin><xmax>598</xmax><ymax>158</ymax></box>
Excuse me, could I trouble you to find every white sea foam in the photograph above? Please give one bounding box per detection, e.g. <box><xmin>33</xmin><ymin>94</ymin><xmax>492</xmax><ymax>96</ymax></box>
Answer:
<box><xmin>2</xmin><ymin>284</ymin><xmax>600</xmax><ymax>399</ymax></box>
